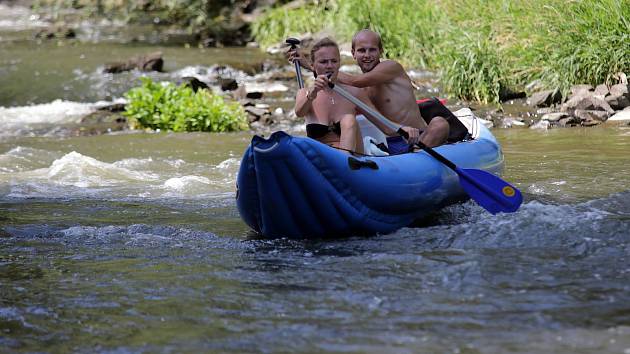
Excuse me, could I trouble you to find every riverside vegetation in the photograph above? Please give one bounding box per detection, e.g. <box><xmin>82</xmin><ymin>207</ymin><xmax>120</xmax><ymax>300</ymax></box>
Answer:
<box><xmin>124</xmin><ymin>77</ymin><xmax>248</xmax><ymax>132</ymax></box>
<box><xmin>29</xmin><ymin>0</ymin><xmax>629</xmax><ymax>125</ymax></box>
<box><xmin>34</xmin><ymin>0</ymin><xmax>629</xmax><ymax>104</ymax></box>
<box><xmin>252</xmin><ymin>0</ymin><xmax>630</xmax><ymax>103</ymax></box>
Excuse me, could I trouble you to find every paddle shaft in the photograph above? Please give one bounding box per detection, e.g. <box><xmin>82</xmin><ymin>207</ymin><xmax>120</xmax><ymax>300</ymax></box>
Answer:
<box><xmin>293</xmin><ymin>61</ymin><xmax>304</xmax><ymax>89</ymax></box>
<box><xmin>328</xmin><ymin>82</ymin><xmax>460</xmax><ymax>170</ymax></box>
<box><xmin>285</xmin><ymin>38</ymin><xmax>304</xmax><ymax>89</ymax></box>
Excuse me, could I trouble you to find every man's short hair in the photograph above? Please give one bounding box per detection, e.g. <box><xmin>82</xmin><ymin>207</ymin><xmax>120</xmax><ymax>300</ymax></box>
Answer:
<box><xmin>351</xmin><ymin>29</ymin><xmax>383</xmax><ymax>51</ymax></box>
<box><xmin>310</xmin><ymin>37</ymin><xmax>339</xmax><ymax>63</ymax></box>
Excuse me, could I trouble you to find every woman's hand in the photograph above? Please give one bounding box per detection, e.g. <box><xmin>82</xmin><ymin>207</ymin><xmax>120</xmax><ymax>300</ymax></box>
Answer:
<box><xmin>286</xmin><ymin>48</ymin><xmax>312</xmax><ymax>71</ymax></box>
<box><xmin>311</xmin><ymin>75</ymin><xmax>330</xmax><ymax>96</ymax></box>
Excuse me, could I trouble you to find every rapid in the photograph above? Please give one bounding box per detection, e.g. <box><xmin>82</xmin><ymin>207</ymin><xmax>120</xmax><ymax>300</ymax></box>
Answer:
<box><xmin>1</xmin><ymin>4</ymin><xmax>630</xmax><ymax>353</ymax></box>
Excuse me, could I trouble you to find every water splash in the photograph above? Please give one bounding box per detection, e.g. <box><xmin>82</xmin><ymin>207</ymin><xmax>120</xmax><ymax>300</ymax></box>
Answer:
<box><xmin>46</xmin><ymin>151</ymin><xmax>159</xmax><ymax>187</ymax></box>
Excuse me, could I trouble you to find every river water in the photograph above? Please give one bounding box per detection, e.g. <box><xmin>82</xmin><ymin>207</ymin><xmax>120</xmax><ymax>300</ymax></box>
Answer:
<box><xmin>2</xmin><ymin>5</ymin><xmax>630</xmax><ymax>353</ymax></box>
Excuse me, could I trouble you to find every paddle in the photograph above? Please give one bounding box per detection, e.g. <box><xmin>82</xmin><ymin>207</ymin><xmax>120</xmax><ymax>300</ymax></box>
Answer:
<box><xmin>327</xmin><ymin>81</ymin><xmax>523</xmax><ymax>214</ymax></box>
<box><xmin>286</xmin><ymin>38</ymin><xmax>305</xmax><ymax>89</ymax></box>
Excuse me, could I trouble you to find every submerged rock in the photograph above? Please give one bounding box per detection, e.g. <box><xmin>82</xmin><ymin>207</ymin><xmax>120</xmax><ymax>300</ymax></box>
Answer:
<box><xmin>76</xmin><ymin>111</ymin><xmax>128</xmax><ymax>136</ymax></box>
<box><xmin>34</xmin><ymin>26</ymin><xmax>76</xmax><ymax>39</ymax></box>
<box><xmin>103</xmin><ymin>52</ymin><xmax>164</xmax><ymax>74</ymax></box>
<box><xmin>180</xmin><ymin>77</ymin><xmax>210</xmax><ymax>92</ymax></box>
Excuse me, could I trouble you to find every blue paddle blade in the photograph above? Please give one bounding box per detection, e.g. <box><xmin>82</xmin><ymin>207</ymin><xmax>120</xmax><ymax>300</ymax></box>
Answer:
<box><xmin>455</xmin><ymin>167</ymin><xmax>523</xmax><ymax>214</ymax></box>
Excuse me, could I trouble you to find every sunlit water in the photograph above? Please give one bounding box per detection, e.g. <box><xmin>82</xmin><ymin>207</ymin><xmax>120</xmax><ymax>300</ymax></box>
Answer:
<box><xmin>2</xmin><ymin>5</ymin><xmax>630</xmax><ymax>353</ymax></box>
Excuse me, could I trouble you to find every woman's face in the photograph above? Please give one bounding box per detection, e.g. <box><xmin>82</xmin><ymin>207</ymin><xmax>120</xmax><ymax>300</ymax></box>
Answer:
<box><xmin>312</xmin><ymin>46</ymin><xmax>340</xmax><ymax>80</ymax></box>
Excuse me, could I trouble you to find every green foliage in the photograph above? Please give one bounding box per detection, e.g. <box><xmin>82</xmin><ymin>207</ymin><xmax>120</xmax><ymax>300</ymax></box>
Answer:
<box><xmin>251</xmin><ymin>5</ymin><xmax>329</xmax><ymax>49</ymax></box>
<box><xmin>32</xmin><ymin>0</ymin><xmax>234</xmax><ymax>30</ymax></box>
<box><xmin>532</xmin><ymin>0</ymin><xmax>630</xmax><ymax>93</ymax></box>
<box><xmin>124</xmin><ymin>77</ymin><xmax>248</xmax><ymax>132</ymax></box>
<box><xmin>437</xmin><ymin>32</ymin><xmax>506</xmax><ymax>104</ymax></box>
<box><xmin>253</xmin><ymin>0</ymin><xmax>630</xmax><ymax>103</ymax></box>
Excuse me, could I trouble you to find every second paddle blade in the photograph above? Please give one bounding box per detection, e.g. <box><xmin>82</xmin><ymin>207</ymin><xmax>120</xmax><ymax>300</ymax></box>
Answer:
<box><xmin>456</xmin><ymin>168</ymin><xmax>523</xmax><ymax>214</ymax></box>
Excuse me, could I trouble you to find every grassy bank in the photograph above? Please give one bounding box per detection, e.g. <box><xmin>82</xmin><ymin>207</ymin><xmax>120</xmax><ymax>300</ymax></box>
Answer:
<box><xmin>252</xmin><ymin>0</ymin><xmax>630</xmax><ymax>103</ymax></box>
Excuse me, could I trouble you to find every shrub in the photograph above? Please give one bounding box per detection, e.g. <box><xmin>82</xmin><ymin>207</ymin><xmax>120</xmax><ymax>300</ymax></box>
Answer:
<box><xmin>124</xmin><ymin>77</ymin><xmax>248</xmax><ymax>132</ymax></box>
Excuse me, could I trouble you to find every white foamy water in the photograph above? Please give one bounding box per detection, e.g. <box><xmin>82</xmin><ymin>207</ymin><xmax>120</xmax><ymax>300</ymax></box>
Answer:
<box><xmin>46</xmin><ymin>151</ymin><xmax>160</xmax><ymax>188</ymax></box>
<box><xmin>0</xmin><ymin>100</ymin><xmax>95</xmax><ymax>124</ymax></box>
<box><xmin>164</xmin><ymin>175</ymin><xmax>211</xmax><ymax>191</ymax></box>
<box><xmin>215</xmin><ymin>158</ymin><xmax>239</xmax><ymax>170</ymax></box>
<box><xmin>0</xmin><ymin>99</ymin><xmax>125</xmax><ymax>137</ymax></box>
<box><xmin>0</xmin><ymin>150</ymin><xmax>241</xmax><ymax>200</ymax></box>
<box><xmin>0</xmin><ymin>146</ymin><xmax>59</xmax><ymax>173</ymax></box>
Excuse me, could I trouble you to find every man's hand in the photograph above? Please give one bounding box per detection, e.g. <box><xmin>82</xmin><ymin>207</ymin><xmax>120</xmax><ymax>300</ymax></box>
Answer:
<box><xmin>286</xmin><ymin>48</ymin><xmax>313</xmax><ymax>71</ymax></box>
<box><xmin>400</xmin><ymin>126</ymin><xmax>420</xmax><ymax>145</ymax></box>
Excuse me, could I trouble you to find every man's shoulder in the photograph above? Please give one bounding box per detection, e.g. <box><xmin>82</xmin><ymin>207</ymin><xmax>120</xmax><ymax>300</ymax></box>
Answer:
<box><xmin>378</xmin><ymin>60</ymin><xmax>405</xmax><ymax>72</ymax></box>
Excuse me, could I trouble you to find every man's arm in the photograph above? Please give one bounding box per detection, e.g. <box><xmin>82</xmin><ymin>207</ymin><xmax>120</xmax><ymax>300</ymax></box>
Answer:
<box><xmin>337</xmin><ymin>61</ymin><xmax>405</xmax><ymax>88</ymax></box>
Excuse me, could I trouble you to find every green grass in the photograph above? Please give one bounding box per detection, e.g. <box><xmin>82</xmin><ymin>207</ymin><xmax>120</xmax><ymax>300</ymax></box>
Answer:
<box><xmin>253</xmin><ymin>0</ymin><xmax>630</xmax><ymax>103</ymax></box>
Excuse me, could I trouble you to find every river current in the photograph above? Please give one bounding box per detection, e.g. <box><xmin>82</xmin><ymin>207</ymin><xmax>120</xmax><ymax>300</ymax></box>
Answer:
<box><xmin>1</xmin><ymin>5</ymin><xmax>630</xmax><ymax>353</ymax></box>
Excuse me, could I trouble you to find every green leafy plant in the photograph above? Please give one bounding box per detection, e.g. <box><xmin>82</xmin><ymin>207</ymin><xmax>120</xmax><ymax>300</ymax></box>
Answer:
<box><xmin>124</xmin><ymin>77</ymin><xmax>248</xmax><ymax>132</ymax></box>
<box><xmin>253</xmin><ymin>0</ymin><xmax>630</xmax><ymax>103</ymax></box>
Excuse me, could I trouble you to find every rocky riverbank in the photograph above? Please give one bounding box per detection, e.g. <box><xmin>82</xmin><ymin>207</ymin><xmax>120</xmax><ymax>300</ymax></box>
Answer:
<box><xmin>3</xmin><ymin>2</ymin><xmax>628</xmax><ymax>138</ymax></box>
<box><xmin>527</xmin><ymin>75</ymin><xmax>630</xmax><ymax>129</ymax></box>
<box><xmin>75</xmin><ymin>46</ymin><xmax>630</xmax><ymax>137</ymax></box>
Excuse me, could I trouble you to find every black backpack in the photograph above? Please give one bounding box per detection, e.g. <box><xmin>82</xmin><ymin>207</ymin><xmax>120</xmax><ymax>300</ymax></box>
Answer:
<box><xmin>418</xmin><ymin>97</ymin><xmax>470</xmax><ymax>143</ymax></box>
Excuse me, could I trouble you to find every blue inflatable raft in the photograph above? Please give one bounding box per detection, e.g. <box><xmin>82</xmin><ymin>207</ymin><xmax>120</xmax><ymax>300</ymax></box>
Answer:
<box><xmin>236</xmin><ymin>110</ymin><xmax>503</xmax><ymax>238</ymax></box>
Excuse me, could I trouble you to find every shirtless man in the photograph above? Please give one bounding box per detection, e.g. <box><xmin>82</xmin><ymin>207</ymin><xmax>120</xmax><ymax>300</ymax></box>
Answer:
<box><xmin>295</xmin><ymin>37</ymin><xmax>420</xmax><ymax>154</ymax></box>
<box><xmin>290</xmin><ymin>30</ymin><xmax>450</xmax><ymax>149</ymax></box>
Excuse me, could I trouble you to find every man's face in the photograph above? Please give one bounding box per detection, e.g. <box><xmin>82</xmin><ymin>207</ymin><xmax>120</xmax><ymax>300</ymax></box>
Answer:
<box><xmin>352</xmin><ymin>33</ymin><xmax>381</xmax><ymax>73</ymax></box>
<box><xmin>312</xmin><ymin>46</ymin><xmax>340</xmax><ymax>80</ymax></box>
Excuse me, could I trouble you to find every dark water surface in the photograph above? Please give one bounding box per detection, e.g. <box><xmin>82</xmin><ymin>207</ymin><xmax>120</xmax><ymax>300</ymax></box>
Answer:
<box><xmin>2</xmin><ymin>5</ymin><xmax>630</xmax><ymax>353</ymax></box>
<box><xmin>2</xmin><ymin>128</ymin><xmax>630</xmax><ymax>353</ymax></box>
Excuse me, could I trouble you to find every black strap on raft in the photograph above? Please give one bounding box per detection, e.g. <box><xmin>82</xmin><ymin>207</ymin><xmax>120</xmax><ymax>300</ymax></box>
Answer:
<box><xmin>348</xmin><ymin>156</ymin><xmax>379</xmax><ymax>170</ymax></box>
<box><xmin>418</xmin><ymin>97</ymin><xmax>470</xmax><ymax>143</ymax></box>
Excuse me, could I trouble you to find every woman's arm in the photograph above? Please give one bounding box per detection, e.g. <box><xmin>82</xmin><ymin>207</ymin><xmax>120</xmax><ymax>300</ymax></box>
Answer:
<box><xmin>294</xmin><ymin>88</ymin><xmax>315</xmax><ymax>117</ymax></box>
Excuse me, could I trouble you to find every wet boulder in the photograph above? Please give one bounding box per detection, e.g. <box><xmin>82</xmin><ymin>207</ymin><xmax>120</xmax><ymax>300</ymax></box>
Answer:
<box><xmin>561</xmin><ymin>94</ymin><xmax>614</xmax><ymax>115</ymax></box>
<box><xmin>609</xmin><ymin>83</ymin><xmax>629</xmax><ymax>97</ymax></box>
<box><xmin>541</xmin><ymin>112</ymin><xmax>569</xmax><ymax>122</ymax></box>
<box><xmin>77</xmin><ymin>111</ymin><xmax>128</xmax><ymax>136</ymax></box>
<box><xmin>499</xmin><ymin>87</ymin><xmax>526</xmax><ymax>102</ymax></box>
<box><xmin>35</xmin><ymin>26</ymin><xmax>76</xmax><ymax>39</ymax></box>
<box><xmin>180</xmin><ymin>77</ymin><xmax>209</xmax><ymax>92</ymax></box>
<box><xmin>570</xmin><ymin>84</ymin><xmax>594</xmax><ymax>96</ymax></box>
<box><xmin>97</xmin><ymin>103</ymin><xmax>126</xmax><ymax>112</ymax></box>
<box><xmin>246</xmin><ymin>91</ymin><xmax>264</xmax><ymax>99</ymax></box>
<box><xmin>557</xmin><ymin>116</ymin><xmax>582</xmax><ymax>127</ymax></box>
<box><xmin>573</xmin><ymin>109</ymin><xmax>610</xmax><ymax>124</ymax></box>
<box><xmin>527</xmin><ymin>89</ymin><xmax>562</xmax><ymax>107</ymax></box>
<box><xmin>103</xmin><ymin>52</ymin><xmax>164</xmax><ymax>74</ymax></box>
<box><xmin>244</xmin><ymin>104</ymin><xmax>274</xmax><ymax>126</ymax></box>
<box><xmin>606</xmin><ymin>83</ymin><xmax>630</xmax><ymax>110</ymax></box>
<box><xmin>220</xmin><ymin>78</ymin><xmax>239</xmax><ymax>91</ymax></box>
<box><xmin>593</xmin><ymin>84</ymin><xmax>610</xmax><ymax>97</ymax></box>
